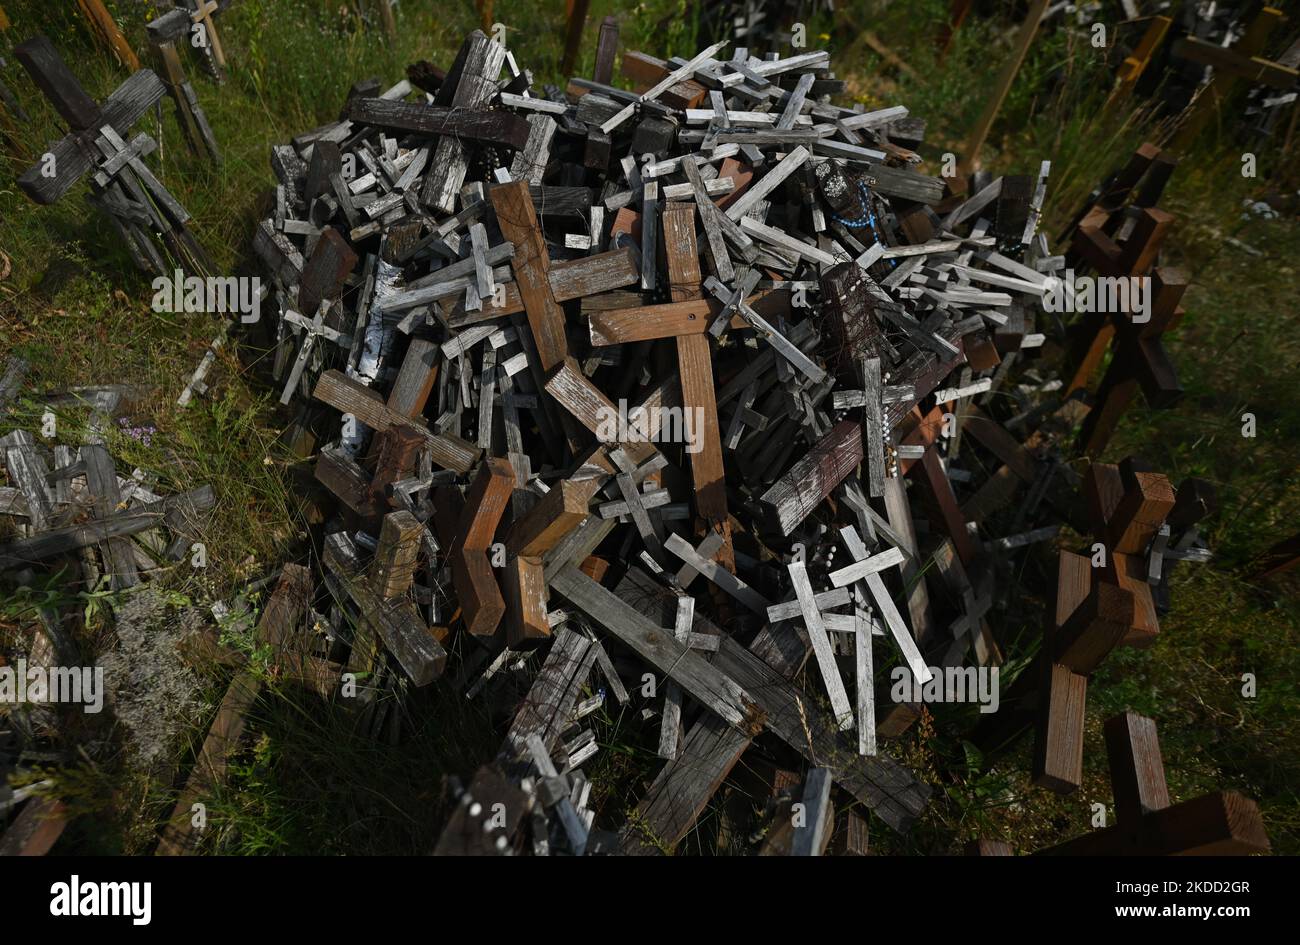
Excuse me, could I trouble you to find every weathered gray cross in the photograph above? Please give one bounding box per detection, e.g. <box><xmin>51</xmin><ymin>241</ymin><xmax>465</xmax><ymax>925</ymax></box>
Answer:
<box><xmin>280</xmin><ymin>303</ymin><xmax>353</xmax><ymax>405</ymax></box>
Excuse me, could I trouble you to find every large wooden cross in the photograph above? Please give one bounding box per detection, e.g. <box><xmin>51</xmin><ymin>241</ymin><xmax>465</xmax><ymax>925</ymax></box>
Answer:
<box><xmin>1170</xmin><ymin>6</ymin><xmax>1297</xmax><ymax>153</ymax></box>
<box><xmin>15</xmin><ymin>36</ymin><xmax>213</xmax><ymax>277</ymax></box>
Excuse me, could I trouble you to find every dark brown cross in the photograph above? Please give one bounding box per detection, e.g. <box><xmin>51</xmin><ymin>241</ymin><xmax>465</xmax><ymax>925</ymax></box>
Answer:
<box><xmin>15</xmin><ymin>36</ymin><xmax>212</xmax><ymax>276</ymax></box>
<box><xmin>1037</xmin><ymin>712</ymin><xmax>1270</xmax><ymax>855</ymax></box>
<box><xmin>1076</xmin><ymin>266</ymin><xmax>1185</xmax><ymax>456</ymax></box>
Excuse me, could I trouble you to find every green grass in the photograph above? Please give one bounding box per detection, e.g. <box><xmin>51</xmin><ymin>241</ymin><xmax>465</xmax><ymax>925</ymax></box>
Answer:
<box><xmin>1</xmin><ymin>0</ymin><xmax>1296</xmax><ymax>854</ymax></box>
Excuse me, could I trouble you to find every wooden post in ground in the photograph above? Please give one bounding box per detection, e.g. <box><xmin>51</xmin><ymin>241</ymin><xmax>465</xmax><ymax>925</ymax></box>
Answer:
<box><xmin>374</xmin><ymin>0</ymin><xmax>396</xmax><ymax>40</ymax></box>
<box><xmin>959</xmin><ymin>0</ymin><xmax>1049</xmax><ymax>176</ymax></box>
<box><xmin>77</xmin><ymin>0</ymin><xmax>140</xmax><ymax>71</ymax></box>
<box><xmin>14</xmin><ymin>35</ymin><xmax>215</xmax><ymax>277</ymax></box>
<box><xmin>476</xmin><ymin>0</ymin><xmax>494</xmax><ymax>34</ymax></box>
<box><xmin>937</xmin><ymin>0</ymin><xmax>974</xmax><ymax>60</ymax></box>
<box><xmin>1247</xmin><ymin>532</ymin><xmax>1300</xmax><ymax>581</ymax></box>
<box><xmin>561</xmin><ymin>0</ymin><xmax>592</xmax><ymax>78</ymax></box>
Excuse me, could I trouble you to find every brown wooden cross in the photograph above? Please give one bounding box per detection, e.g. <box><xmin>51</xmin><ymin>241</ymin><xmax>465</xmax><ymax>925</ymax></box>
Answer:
<box><xmin>181</xmin><ymin>0</ymin><xmax>227</xmax><ymax>81</ymax></box>
<box><xmin>1076</xmin><ymin>266</ymin><xmax>1186</xmax><ymax>456</ymax></box>
<box><xmin>1030</xmin><ymin>458</ymin><xmax>1176</xmax><ymax>791</ymax></box>
<box><xmin>1037</xmin><ymin>711</ymin><xmax>1270</xmax><ymax>855</ymax></box>
<box><xmin>970</xmin><ymin>459</ymin><xmax>1175</xmax><ymax>791</ymax></box>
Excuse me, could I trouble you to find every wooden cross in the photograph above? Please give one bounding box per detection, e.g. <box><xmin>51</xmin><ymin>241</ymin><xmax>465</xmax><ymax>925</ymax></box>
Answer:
<box><xmin>1028</xmin><ymin>459</ymin><xmax>1174</xmax><ymax>792</ymax></box>
<box><xmin>1105</xmin><ymin>15</ymin><xmax>1172</xmax><ymax>110</ymax></box>
<box><xmin>182</xmin><ymin>0</ymin><xmax>227</xmax><ymax>81</ymax></box>
<box><xmin>967</xmin><ymin>456</ymin><xmax>1176</xmax><ymax>785</ymax></box>
<box><xmin>14</xmin><ymin>36</ymin><xmax>212</xmax><ymax>276</ymax></box>
<box><xmin>280</xmin><ymin>304</ymin><xmax>353</xmax><ymax>405</ymax></box>
<box><xmin>1170</xmin><ymin>6</ymin><xmax>1297</xmax><ymax>153</ymax></box>
<box><xmin>1037</xmin><ymin>711</ymin><xmax>1269</xmax><ymax>855</ymax></box>
<box><xmin>146</xmin><ymin>8</ymin><xmax>220</xmax><ymax>162</ymax></box>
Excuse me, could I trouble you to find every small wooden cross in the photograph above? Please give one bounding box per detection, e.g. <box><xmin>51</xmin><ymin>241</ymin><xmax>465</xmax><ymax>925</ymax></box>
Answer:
<box><xmin>182</xmin><ymin>0</ymin><xmax>227</xmax><ymax>81</ymax></box>
<box><xmin>146</xmin><ymin>8</ymin><xmax>220</xmax><ymax>162</ymax></box>
<box><xmin>280</xmin><ymin>303</ymin><xmax>353</xmax><ymax>405</ymax></box>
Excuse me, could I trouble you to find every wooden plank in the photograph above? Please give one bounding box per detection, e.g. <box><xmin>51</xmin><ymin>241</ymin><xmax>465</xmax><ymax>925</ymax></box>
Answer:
<box><xmin>757</xmin><ymin>420</ymin><xmax>863</xmax><ymax>536</ymax></box>
<box><xmin>1032</xmin><ymin>662</ymin><xmax>1087</xmax><ymax>793</ymax></box>
<box><xmin>490</xmin><ymin>180</ymin><xmax>569</xmax><ymax>370</ymax></box>
<box><xmin>1107</xmin><ymin>467</ymin><xmax>1175</xmax><ymax>555</ymax></box>
<box><xmin>345</xmin><ymin>97</ymin><xmax>531</xmax><ymax>148</ymax></box>
<box><xmin>1104</xmin><ymin>711</ymin><xmax>1170</xmax><ymax>825</ymax></box>
<box><xmin>593</xmin><ymin>16</ymin><xmax>619</xmax><ymax>85</ymax></box>
<box><xmin>504</xmin><ymin>554</ymin><xmax>550</xmax><ymax>647</ymax></box>
<box><xmin>1038</xmin><ymin>791</ymin><xmax>1269</xmax><ymax>856</ymax></box>
<box><xmin>912</xmin><ymin>446</ymin><xmax>978</xmax><ymax>565</ymax></box>
<box><xmin>501</xmin><ymin>627</ymin><xmax>594</xmax><ymax>753</ymax></box>
<box><xmin>312</xmin><ymin>370</ymin><xmax>479</xmax><ymax>474</ymax></box>
<box><xmin>960</xmin><ymin>0</ymin><xmax>1049</xmax><ymax>173</ymax></box>
<box><xmin>372</xmin><ymin>510</ymin><xmax>423</xmax><ymax>598</ymax></box>
<box><xmin>790</xmin><ymin>768</ymin><xmax>833</xmax><ymax>856</ymax></box>
<box><xmin>551</xmin><ymin>565</ymin><xmax>765</xmax><ymax>733</ymax></box>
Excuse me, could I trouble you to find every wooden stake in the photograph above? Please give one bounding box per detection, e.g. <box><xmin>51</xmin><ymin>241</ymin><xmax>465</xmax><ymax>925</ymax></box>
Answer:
<box><xmin>959</xmin><ymin>0</ymin><xmax>1048</xmax><ymax>175</ymax></box>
